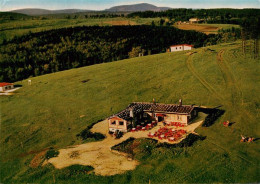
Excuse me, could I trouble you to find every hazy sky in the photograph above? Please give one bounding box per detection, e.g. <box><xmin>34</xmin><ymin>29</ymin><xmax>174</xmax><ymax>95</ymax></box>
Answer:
<box><xmin>1</xmin><ymin>0</ymin><xmax>260</xmax><ymax>11</ymax></box>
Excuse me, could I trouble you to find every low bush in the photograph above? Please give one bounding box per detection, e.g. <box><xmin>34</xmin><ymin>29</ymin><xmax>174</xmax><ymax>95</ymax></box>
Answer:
<box><xmin>56</xmin><ymin>165</ymin><xmax>94</xmax><ymax>180</ymax></box>
<box><xmin>45</xmin><ymin>148</ymin><xmax>59</xmax><ymax>159</ymax></box>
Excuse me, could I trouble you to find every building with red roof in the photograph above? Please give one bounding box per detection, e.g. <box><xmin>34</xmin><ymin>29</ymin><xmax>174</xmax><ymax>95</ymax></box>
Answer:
<box><xmin>0</xmin><ymin>82</ymin><xmax>14</xmax><ymax>92</ymax></box>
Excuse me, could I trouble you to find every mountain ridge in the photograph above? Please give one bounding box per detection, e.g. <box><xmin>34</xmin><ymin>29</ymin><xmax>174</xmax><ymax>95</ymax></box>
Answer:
<box><xmin>8</xmin><ymin>3</ymin><xmax>171</xmax><ymax>15</ymax></box>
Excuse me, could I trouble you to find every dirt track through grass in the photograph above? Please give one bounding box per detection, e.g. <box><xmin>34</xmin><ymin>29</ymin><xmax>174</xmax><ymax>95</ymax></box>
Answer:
<box><xmin>216</xmin><ymin>49</ymin><xmax>253</xmax><ymax>120</ymax></box>
<box><xmin>186</xmin><ymin>52</ymin><xmax>223</xmax><ymax>101</ymax></box>
<box><xmin>216</xmin><ymin>50</ymin><xmax>242</xmax><ymax>104</ymax></box>
<box><xmin>186</xmin><ymin>48</ymin><xmax>257</xmax><ymax>166</ymax></box>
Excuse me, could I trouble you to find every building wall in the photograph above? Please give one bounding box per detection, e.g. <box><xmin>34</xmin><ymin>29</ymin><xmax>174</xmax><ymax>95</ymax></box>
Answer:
<box><xmin>108</xmin><ymin>117</ymin><xmax>128</xmax><ymax>132</ymax></box>
<box><xmin>170</xmin><ymin>45</ymin><xmax>184</xmax><ymax>52</ymax></box>
<box><xmin>189</xmin><ymin>18</ymin><xmax>199</xmax><ymax>24</ymax></box>
<box><xmin>164</xmin><ymin>114</ymin><xmax>189</xmax><ymax>125</ymax></box>
<box><xmin>146</xmin><ymin>112</ymin><xmax>189</xmax><ymax>125</ymax></box>
<box><xmin>183</xmin><ymin>45</ymin><xmax>192</xmax><ymax>50</ymax></box>
<box><xmin>170</xmin><ymin>45</ymin><xmax>192</xmax><ymax>52</ymax></box>
<box><xmin>0</xmin><ymin>85</ymin><xmax>14</xmax><ymax>92</ymax></box>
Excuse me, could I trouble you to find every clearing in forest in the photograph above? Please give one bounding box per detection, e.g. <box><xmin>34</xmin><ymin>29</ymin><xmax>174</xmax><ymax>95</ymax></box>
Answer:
<box><xmin>175</xmin><ymin>24</ymin><xmax>219</xmax><ymax>34</ymax></box>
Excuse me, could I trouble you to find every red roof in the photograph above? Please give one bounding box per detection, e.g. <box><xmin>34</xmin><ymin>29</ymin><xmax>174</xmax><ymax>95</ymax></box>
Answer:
<box><xmin>170</xmin><ymin>44</ymin><xmax>194</xmax><ymax>47</ymax></box>
<box><xmin>156</xmin><ymin>113</ymin><xmax>166</xmax><ymax>117</ymax></box>
<box><xmin>0</xmin><ymin>82</ymin><xmax>13</xmax><ymax>87</ymax></box>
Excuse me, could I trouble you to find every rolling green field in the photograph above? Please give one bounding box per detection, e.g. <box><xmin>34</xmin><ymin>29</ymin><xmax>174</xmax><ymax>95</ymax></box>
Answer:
<box><xmin>1</xmin><ymin>41</ymin><xmax>259</xmax><ymax>183</ymax></box>
<box><xmin>0</xmin><ymin>17</ymin><xmax>160</xmax><ymax>44</ymax></box>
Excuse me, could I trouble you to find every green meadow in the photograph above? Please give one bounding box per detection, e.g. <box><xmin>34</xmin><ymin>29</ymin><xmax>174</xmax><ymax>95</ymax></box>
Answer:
<box><xmin>0</xmin><ymin>41</ymin><xmax>259</xmax><ymax>183</ymax></box>
<box><xmin>0</xmin><ymin>17</ymin><xmax>159</xmax><ymax>44</ymax></box>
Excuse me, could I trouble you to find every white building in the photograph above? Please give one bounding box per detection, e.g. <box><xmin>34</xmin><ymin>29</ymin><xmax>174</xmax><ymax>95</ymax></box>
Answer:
<box><xmin>0</xmin><ymin>82</ymin><xmax>14</xmax><ymax>92</ymax></box>
<box><xmin>189</xmin><ymin>18</ymin><xmax>200</xmax><ymax>24</ymax></box>
<box><xmin>170</xmin><ymin>44</ymin><xmax>193</xmax><ymax>52</ymax></box>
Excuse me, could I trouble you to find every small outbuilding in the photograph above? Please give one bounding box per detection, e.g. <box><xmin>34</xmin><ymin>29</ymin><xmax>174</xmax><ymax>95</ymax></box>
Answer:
<box><xmin>189</xmin><ymin>18</ymin><xmax>200</xmax><ymax>24</ymax></box>
<box><xmin>170</xmin><ymin>44</ymin><xmax>193</xmax><ymax>52</ymax></box>
<box><xmin>0</xmin><ymin>82</ymin><xmax>14</xmax><ymax>92</ymax></box>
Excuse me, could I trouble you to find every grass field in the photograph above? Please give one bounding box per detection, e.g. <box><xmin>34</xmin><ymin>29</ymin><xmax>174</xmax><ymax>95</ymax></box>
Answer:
<box><xmin>0</xmin><ymin>17</ymin><xmax>159</xmax><ymax>44</ymax></box>
<box><xmin>175</xmin><ymin>23</ymin><xmax>240</xmax><ymax>34</ymax></box>
<box><xmin>0</xmin><ymin>41</ymin><xmax>259</xmax><ymax>183</ymax></box>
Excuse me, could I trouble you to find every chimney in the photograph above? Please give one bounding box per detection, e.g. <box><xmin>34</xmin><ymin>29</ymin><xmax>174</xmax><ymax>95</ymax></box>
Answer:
<box><xmin>179</xmin><ymin>99</ymin><xmax>182</xmax><ymax>106</ymax></box>
<box><xmin>130</xmin><ymin>108</ymin><xmax>134</xmax><ymax>118</ymax></box>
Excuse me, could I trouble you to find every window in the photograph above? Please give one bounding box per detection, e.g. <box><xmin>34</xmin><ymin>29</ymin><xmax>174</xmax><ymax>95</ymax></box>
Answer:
<box><xmin>180</xmin><ymin>47</ymin><xmax>182</xmax><ymax>49</ymax></box>
<box><xmin>119</xmin><ymin>121</ymin><xmax>124</xmax><ymax>126</ymax></box>
<box><xmin>177</xmin><ymin>115</ymin><xmax>182</xmax><ymax>120</ymax></box>
<box><xmin>176</xmin><ymin>47</ymin><xmax>177</xmax><ymax>50</ymax></box>
<box><xmin>111</xmin><ymin>121</ymin><xmax>116</xmax><ymax>125</ymax></box>
<box><xmin>143</xmin><ymin>113</ymin><xmax>147</xmax><ymax>117</ymax></box>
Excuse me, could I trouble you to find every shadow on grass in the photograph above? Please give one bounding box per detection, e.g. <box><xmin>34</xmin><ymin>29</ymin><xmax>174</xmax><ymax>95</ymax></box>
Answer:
<box><xmin>76</xmin><ymin>119</ymin><xmax>105</xmax><ymax>141</ymax></box>
<box><xmin>14</xmin><ymin>84</ymin><xmax>23</xmax><ymax>87</ymax></box>
<box><xmin>196</xmin><ymin>107</ymin><xmax>225</xmax><ymax>127</ymax></box>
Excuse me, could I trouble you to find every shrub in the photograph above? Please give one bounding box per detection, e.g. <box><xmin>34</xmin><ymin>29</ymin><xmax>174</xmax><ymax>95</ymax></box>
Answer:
<box><xmin>56</xmin><ymin>165</ymin><xmax>94</xmax><ymax>180</ymax></box>
<box><xmin>45</xmin><ymin>148</ymin><xmax>59</xmax><ymax>159</ymax></box>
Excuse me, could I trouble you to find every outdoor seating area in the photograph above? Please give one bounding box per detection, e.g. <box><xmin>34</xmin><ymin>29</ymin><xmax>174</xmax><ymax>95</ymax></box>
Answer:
<box><xmin>148</xmin><ymin>127</ymin><xmax>187</xmax><ymax>142</ymax></box>
<box><xmin>131</xmin><ymin>121</ymin><xmax>157</xmax><ymax>132</ymax></box>
<box><xmin>165</xmin><ymin>122</ymin><xmax>186</xmax><ymax>127</ymax></box>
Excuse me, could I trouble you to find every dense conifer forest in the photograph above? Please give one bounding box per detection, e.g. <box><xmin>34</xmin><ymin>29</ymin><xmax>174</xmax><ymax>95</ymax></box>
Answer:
<box><xmin>128</xmin><ymin>8</ymin><xmax>260</xmax><ymax>24</ymax></box>
<box><xmin>0</xmin><ymin>25</ymin><xmax>218</xmax><ymax>82</ymax></box>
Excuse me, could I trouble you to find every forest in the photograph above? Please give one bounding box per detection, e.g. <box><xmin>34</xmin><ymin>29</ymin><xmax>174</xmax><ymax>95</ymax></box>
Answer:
<box><xmin>0</xmin><ymin>25</ymin><xmax>218</xmax><ymax>82</ymax></box>
<box><xmin>128</xmin><ymin>8</ymin><xmax>260</xmax><ymax>24</ymax></box>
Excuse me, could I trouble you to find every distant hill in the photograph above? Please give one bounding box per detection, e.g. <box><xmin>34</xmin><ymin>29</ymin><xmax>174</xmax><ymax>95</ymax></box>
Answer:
<box><xmin>10</xmin><ymin>8</ymin><xmax>93</xmax><ymax>16</ymax></box>
<box><xmin>9</xmin><ymin>3</ymin><xmax>171</xmax><ymax>15</ymax></box>
<box><xmin>0</xmin><ymin>12</ymin><xmax>29</xmax><ymax>20</ymax></box>
<box><xmin>106</xmin><ymin>3</ymin><xmax>171</xmax><ymax>12</ymax></box>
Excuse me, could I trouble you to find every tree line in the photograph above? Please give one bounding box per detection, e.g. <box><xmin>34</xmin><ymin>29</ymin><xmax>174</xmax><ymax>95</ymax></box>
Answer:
<box><xmin>127</xmin><ymin>8</ymin><xmax>260</xmax><ymax>24</ymax></box>
<box><xmin>0</xmin><ymin>25</ymin><xmax>217</xmax><ymax>82</ymax></box>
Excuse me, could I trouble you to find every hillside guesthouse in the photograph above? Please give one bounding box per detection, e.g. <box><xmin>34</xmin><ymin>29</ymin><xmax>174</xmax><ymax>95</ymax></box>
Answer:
<box><xmin>170</xmin><ymin>44</ymin><xmax>193</xmax><ymax>52</ymax></box>
<box><xmin>108</xmin><ymin>100</ymin><xmax>197</xmax><ymax>133</ymax></box>
<box><xmin>0</xmin><ymin>82</ymin><xmax>14</xmax><ymax>92</ymax></box>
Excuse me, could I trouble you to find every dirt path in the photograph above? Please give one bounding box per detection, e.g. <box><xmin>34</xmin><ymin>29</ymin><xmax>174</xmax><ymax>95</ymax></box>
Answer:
<box><xmin>47</xmin><ymin>118</ymin><xmax>204</xmax><ymax>176</ymax></box>
<box><xmin>216</xmin><ymin>50</ymin><xmax>242</xmax><ymax>104</ymax></box>
<box><xmin>216</xmin><ymin>49</ymin><xmax>253</xmax><ymax>120</ymax></box>
<box><xmin>186</xmin><ymin>52</ymin><xmax>223</xmax><ymax>101</ymax></box>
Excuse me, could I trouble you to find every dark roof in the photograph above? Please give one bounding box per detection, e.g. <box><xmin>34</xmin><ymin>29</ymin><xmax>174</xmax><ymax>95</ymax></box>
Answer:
<box><xmin>109</xmin><ymin>102</ymin><xmax>194</xmax><ymax>121</ymax></box>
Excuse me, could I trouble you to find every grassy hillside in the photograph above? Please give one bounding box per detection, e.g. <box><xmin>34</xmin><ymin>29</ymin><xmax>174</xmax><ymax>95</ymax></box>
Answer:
<box><xmin>0</xmin><ymin>17</ymin><xmax>159</xmax><ymax>44</ymax></box>
<box><xmin>0</xmin><ymin>12</ymin><xmax>30</xmax><ymax>21</ymax></box>
<box><xmin>0</xmin><ymin>41</ymin><xmax>259</xmax><ymax>183</ymax></box>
